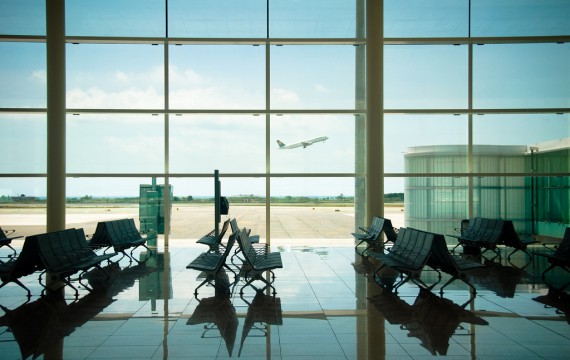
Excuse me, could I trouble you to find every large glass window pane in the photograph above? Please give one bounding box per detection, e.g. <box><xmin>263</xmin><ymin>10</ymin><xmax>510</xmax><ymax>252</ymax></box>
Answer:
<box><xmin>67</xmin><ymin>44</ymin><xmax>164</xmax><ymax>109</ymax></box>
<box><xmin>0</xmin><ymin>114</ymin><xmax>46</xmax><ymax>173</ymax></box>
<box><xmin>66</xmin><ymin>0</ymin><xmax>165</xmax><ymax>37</ymax></box>
<box><xmin>471</xmin><ymin>0</ymin><xmax>570</xmax><ymax>37</ymax></box>
<box><xmin>271</xmin><ymin>45</ymin><xmax>356</xmax><ymax>109</ymax></box>
<box><xmin>0</xmin><ymin>0</ymin><xmax>45</xmax><ymax>36</ymax></box>
<box><xmin>66</xmin><ymin>177</ymin><xmax>157</xmax><ymax>237</ymax></box>
<box><xmin>385</xmin><ymin>114</ymin><xmax>468</xmax><ymax>173</ymax></box>
<box><xmin>0</xmin><ymin>177</ymin><xmax>46</xmax><ymax>237</ymax></box>
<box><xmin>269</xmin><ymin>0</ymin><xmax>358</xmax><ymax>38</ymax></box>
<box><xmin>170</xmin><ymin>114</ymin><xmax>265</xmax><ymax>173</ymax></box>
<box><xmin>168</xmin><ymin>0</ymin><xmax>266</xmax><ymax>38</ymax></box>
<box><xmin>270</xmin><ymin>177</ymin><xmax>355</xmax><ymax>241</ymax></box>
<box><xmin>472</xmin><ymin>176</ymin><xmax>529</xmax><ymax>232</ymax></box>
<box><xmin>384</xmin><ymin>0</ymin><xmax>468</xmax><ymax>38</ymax></box>
<box><xmin>67</xmin><ymin>114</ymin><xmax>164</xmax><ymax>173</ymax></box>
<box><xmin>405</xmin><ymin>176</ymin><xmax>468</xmax><ymax>236</ymax></box>
<box><xmin>474</xmin><ymin>43</ymin><xmax>570</xmax><ymax>109</ymax></box>
<box><xmin>474</xmin><ymin>113</ymin><xmax>570</xmax><ymax>174</ymax></box>
<box><xmin>0</xmin><ymin>42</ymin><xmax>46</xmax><ymax>108</ymax></box>
<box><xmin>169</xmin><ymin>45</ymin><xmax>265</xmax><ymax>110</ymax></box>
<box><xmin>384</xmin><ymin>45</ymin><xmax>468</xmax><ymax>109</ymax></box>
<box><xmin>169</xmin><ymin>177</ymin><xmax>266</xmax><ymax>239</ymax></box>
<box><xmin>270</xmin><ymin>114</ymin><xmax>355</xmax><ymax>173</ymax></box>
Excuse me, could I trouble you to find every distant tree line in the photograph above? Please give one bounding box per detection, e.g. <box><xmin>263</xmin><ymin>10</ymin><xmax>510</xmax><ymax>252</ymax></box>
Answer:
<box><xmin>1</xmin><ymin>193</ymin><xmax>404</xmax><ymax>204</ymax></box>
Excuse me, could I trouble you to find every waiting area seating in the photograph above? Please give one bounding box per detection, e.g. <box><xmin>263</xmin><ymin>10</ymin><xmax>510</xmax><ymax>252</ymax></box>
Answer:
<box><xmin>0</xmin><ymin>227</ymin><xmax>23</xmax><ymax>257</ymax></box>
<box><xmin>368</xmin><ymin>227</ymin><xmax>484</xmax><ymax>297</ymax></box>
<box><xmin>186</xmin><ymin>231</ymin><xmax>237</xmax><ymax>297</ymax></box>
<box><xmin>31</xmin><ymin>228</ymin><xmax>116</xmax><ymax>297</ymax></box>
<box><xmin>196</xmin><ymin>218</ymin><xmax>231</xmax><ymax>252</ymax></box>
<box><xmin>369</xmin><ymin>227</ymin><xmax>434</xmax><ymax>291</ymax></box>
<box><xmin>235</xmin><ymin>227</ymin><xmax>282</xmax><ymax>295</ymax></box>
<box><xmin>449</xmin><ymin>217</ymin><xmax>536</xmax><ymax>259</ymax></box>
<box><xmin>88</xmin><ymin>218</ymin><xmax>152</xmax><ymax>263</ymax></box>
<box><xmin>1</xmin><ymin>228</ymin><xmax>116</xmax><ymax>298</ymax></box>
<box><xmin>353</xmin><ymin>216</ymin><xmax>398</xmax><ymax>256</ymax></box>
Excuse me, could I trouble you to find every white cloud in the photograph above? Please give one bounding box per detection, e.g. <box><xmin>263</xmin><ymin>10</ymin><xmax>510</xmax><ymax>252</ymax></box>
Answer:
<box><xmin>67</xmin><ymin>86</ymin><xmax>163</xmax><ymax>108</ymax></box>
<box><xmin>314</xmin><ymin>83</ymin><xmax>330</xmax><ymax>93</ymax></box>
<box><xmin>271</xmin><ymin>88</ymin><xmax>300</xmax><ymax>105</ymax></box>
<box><xmin>31</xmin><ymin>69</ymin><xmax>46</xmax><ymax>83</ymax></box>
<box><xmin>115</xmin><ymin>70</ymin><xmax>129</xmax><ymax>83</ymax></box>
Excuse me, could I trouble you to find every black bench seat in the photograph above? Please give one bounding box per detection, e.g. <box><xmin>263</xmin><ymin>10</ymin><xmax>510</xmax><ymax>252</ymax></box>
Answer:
<box><xmin>353</xmin><ymin>216</ymin><xmax>398</xmax><ymax>256</ymax></box>
<box><xmin>33</xmin><ymin>228</ymin><xmax>116</xmax><ymax>297</ymax></box>
<box><xmin>89</xmin><ymin>218</ymin><xmax>151</xmax><ymax>263</ymax></box>
<box><xmin>368</xmin><ymin>228</ymin><xmax>434</xmax><ymax>292</ymax></box>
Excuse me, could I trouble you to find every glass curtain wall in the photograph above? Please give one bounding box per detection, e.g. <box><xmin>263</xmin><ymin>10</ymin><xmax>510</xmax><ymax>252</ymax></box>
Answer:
<box><xmin>384</xmin><ymin>0</ymin><xmax>570</xmax><ymax>239</ymax></box>
<box><xmin>0</xmin><ymin>0</ymin><xmax>365</xmax><ymax>242</ymax></box>
<box><xmin>2</xmin><ymin>0</ymin><xmax>569</xmax><ymax>242</ymax></box>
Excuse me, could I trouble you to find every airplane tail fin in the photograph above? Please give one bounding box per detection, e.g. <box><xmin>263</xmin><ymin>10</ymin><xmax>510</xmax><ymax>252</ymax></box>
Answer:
<box><xmin>276</xmin><ymin>140</ymin><xmax>286</xmax><ymax>148</ymax></box>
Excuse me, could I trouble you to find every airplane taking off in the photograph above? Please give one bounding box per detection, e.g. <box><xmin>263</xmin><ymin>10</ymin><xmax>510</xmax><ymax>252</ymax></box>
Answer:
<box><xmin>276</xmin><ymin>136</ymin><xmax>329</xmax><ymax>149</ymax></box>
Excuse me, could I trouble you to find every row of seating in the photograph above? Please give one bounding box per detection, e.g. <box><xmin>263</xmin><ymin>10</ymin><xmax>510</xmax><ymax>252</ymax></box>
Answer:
<box><xmin>448</xmin><ymin>217</ymin><xmax>537</xmax><ymax>259</ymax></box>
<box><xmin>368</xmin><ymin>227</ymin><xmax>485</xmax><ymax>296</ymax></box>
<box><xmin>0</xmin><ymin>218</ymin><xmax>150</xmax><ymax>298</ymax></box>
<box><xmin>187</xmin><ymin>218</ymin><xmax>282</xmax><ymax>297</ymax></box>
<box><xmin>357</xmin><ymin>216</ymin><xmax>570</xmax><ymax>295</ymax></box>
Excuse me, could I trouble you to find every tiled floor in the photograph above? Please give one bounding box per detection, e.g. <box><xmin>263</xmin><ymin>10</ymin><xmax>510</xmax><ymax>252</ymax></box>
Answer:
<box><xmin>1</xmin><ymin>240</ymin><xmax>569</xmax><ymax>359</ymax></box>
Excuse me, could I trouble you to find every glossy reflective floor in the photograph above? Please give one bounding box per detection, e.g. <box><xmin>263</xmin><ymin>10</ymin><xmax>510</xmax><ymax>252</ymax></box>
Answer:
<box><xmin>1</xmin><ymin>240</ymin><xmax>569</xmax><ymax>359</ymax></box>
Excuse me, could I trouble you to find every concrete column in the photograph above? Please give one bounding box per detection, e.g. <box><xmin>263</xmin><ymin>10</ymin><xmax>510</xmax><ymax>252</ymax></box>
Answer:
<box><xmin>46</xmin><ymin>0</ymin><xmax>66</xmax><ymax>232</ymax></box>
<box><xmin>366</xmin><ymin>0</ymin><xmax>384</xmax><ymax>222</ymax></box>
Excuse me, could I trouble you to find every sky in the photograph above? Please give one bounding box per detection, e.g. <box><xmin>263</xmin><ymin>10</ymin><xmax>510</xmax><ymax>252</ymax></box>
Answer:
<box><xmin>0</xmin><ymin>0</ymin><xmax>569</xmax><ymax>198</ymax></box>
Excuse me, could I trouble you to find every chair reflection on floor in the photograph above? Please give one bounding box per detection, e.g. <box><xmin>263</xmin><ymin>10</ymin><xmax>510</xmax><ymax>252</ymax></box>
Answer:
<box><xmin>533</xmin><ymin>286</ymin><xmax>570</xmax><ymax>324</ymax></box>
<box><xmin>466</xmin><ymin>258</ymin><xmax>530</xmax><ymax>298</ymax></box>
<box><xmin>0</xmin><ymin>261</ymin><xmax>155</xmax><ymax>360</ymax></box>
<box><xmin>368</xmin><ymin>288</ymin><xmax>488</xmax><ymax>356</ymax></box>
<box><xmin>238</xmin><ymin>291</ymin><xmax>283</xmax><ymax>357</ymax></box>
<box><xmin>186</xmin><ymin>293</ymin><xmax>238</xmax><ymax>357</ymax></box>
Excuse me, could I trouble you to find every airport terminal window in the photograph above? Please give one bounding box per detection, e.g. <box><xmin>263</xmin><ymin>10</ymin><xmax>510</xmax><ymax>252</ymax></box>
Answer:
<box><xmin>0</xmin><ymin>42</ymin><xmax>46</xmax><ymax>108</ymax></box>
<box><xmin>66</xmin><ymin>43</ymin><xmax>164</xmax><ymax>110</ymax></box>
<box><xmin>384</xmin><ymin>0</ymin><xmax>468</xmax><ymax>38</ymax></box>
<box><xmin>269</xmin><ymin>0</ymin><xmax>358</xmax><ymax>38</ymax></box>
<box><xmin>0</xmin><ymin>177</ymin><xmax>47</xmax><ymax>234</ymax></box>
<box><xmin>470</xmin><ymin>0</ymin><xmax>570</xmax><ymax>37</ymax></box>
<box><xmin>0</xmin><ymin>0</ymin><xmax>45</xmax><ymax>36</ymax></box>
<box><xmin>270</xmin><ymin>114</ymin><xmax>355</xmax><ymax>173</ymax></box>
<box><xmin>0</xmin><ymin>114</ymin><xmax>46</xmax><ymax>174</ymax></box>
<box><xmin>66</xmin><ymin>113</ymin><xmax>165</xmax><ymax>173</ymax></box>
<box><xmin>169</xmin><ymin>45</ymin><xmax>265</xmax><ymax>110</ymax></box>
<box><xmin>65</xmin><ymin>0</ymin><xmax>165</xmax><ymax>37</ymax></box>
<box><xmin>384</xmin><ymin>114</ymin><xmax>468</xmax><ymax>174</ymax></box>
<box><xmin>169</xmin><ymin>114</ymin><xmax>265</xmax><ymax>173</ymax></box>
<box><xmin>384</xmin><ymin>45</ymin><xmax>468</xmax><ymax>110</ymax></box>
<box><xmin>473</xmin><ymin>43</ymin><xmax>570</xmax><ymax>109</ymax></box>
<box><xmin>168</xmin><ymin>0</ymin><xmax>266</xmax><ymax>38</ymax></box>
<box><xmin>271</xmin><ymin>45</ymin><xmax>356</xmax><ymax>110</ymax></box>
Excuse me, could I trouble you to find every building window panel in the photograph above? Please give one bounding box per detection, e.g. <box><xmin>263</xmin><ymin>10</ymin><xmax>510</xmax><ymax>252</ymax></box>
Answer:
<box><xmin>271</xmin><ymin>45</ymin><xmax>356</xmax><ymax>110</ymax></box>
<box><xmin>169</xmin><ymin>114</ymin><xmax>265</xmax><ymax>173</ymax></box>
<box><xmin>0</xmin><ymin>114</ymin><xmax>46</xmax><ymax>173</ymax></box>
<box><xmin>168</xmin><ymin>0</ymin><xmax>266</xmax><ymax>38</ymax></box>
<box><xmin>385</xmin><ymin>114</ymin><xmax>468</xmax><ymax>174</ymax></box>
<box><xmin>384</xmin><ymin>45</ymin><xmax>468</xmax><ymax>110</ymax></box>
<box><xmin>471</xmin><ymin>0</ymin><xmax>570</xmax><ymax>37</ymax></box>
<box><xmin>66</xmin><ymin>44</ymin><xmax>164</xmax><ymax>110</ymax></box>
<box><xmin>66</xmin><ymin>0</ymin><xmax>165</xmax><ymax>37</ymax></box>
<box><xmin>474</xmin><ymin>43</ymin><xmax>570</xmax><ymax>109</ymax></box>
<box><xmin>269</xmin><ymin>0</ymin><xmax>358</xmax><ymax>38</ymax></box>
<box><xmin>66</xmin><ymin>114</ymin><xmax>165</xmax><ymax>173</ymax></box>
<box><xmin>0</xmin><ymin>42</ymin><xmax>46</xmax><ymax>108</ymax></box>
<box><xmin>169</xmin><ymin>45</ymin><xmax>265</xmax><ymax>110</ymax></box>
<box><xmin>270</xmin><ymin>114</ymin><xmax>355</xmax><ymax>173</ymax></box>
<box><xmin>384</xmin><ymin>0</ymin><xmax>468</xmax><ymax>38</ymax></box>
